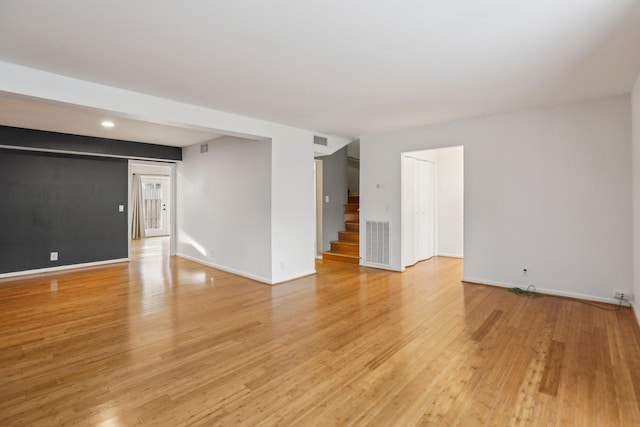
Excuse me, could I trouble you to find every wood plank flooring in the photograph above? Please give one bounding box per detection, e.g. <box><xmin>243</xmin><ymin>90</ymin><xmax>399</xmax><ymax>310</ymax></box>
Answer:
<box><xmin>1</xmin><ymin>237</ymin><xmax>640</xmax><ymax>426</ymax></box>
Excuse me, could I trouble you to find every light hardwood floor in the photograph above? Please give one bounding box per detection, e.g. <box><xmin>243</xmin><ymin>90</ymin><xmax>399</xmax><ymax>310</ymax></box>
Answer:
<box><xmin>1</xmin><ymin>238</ymin><xmax>640</xmax><ymax>426</ymax></box>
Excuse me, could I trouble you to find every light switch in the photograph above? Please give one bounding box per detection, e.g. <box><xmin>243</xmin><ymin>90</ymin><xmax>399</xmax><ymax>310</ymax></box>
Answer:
<box><xmin>118</xmin><ymin>205</ymin><xmax>125</xmax><ymax>212</ymax></box>
<box><xmin>325</xmin><ymin>195</ymin><xmax>329</xmax><ymax>203</ymax></box>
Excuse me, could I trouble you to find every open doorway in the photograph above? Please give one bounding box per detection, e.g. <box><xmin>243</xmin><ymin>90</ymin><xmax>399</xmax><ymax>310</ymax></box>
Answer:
<box><xmin>315</xmin><ymin>159</ymin><xmax>324</xmax><ymax>258</ymax></box>
<box><xmin>129</xmin><ymin>161</ymin><xmax>176</xmax><ymax>260</ymax></box>
<box><xmin>401</xmin><ymin>146</ymin><xmax>464</xmax><ymax>268</ymax></box>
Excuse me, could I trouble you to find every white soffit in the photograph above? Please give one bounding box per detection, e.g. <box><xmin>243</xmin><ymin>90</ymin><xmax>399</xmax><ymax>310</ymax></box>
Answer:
<box><xmin>0</xmin><ymin>93</ymin><xmax>222</xmax><ymax>147</ymax></box>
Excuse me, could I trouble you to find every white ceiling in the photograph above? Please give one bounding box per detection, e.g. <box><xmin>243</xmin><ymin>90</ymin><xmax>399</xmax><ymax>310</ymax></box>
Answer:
<box><xmin>0</xmin><ymin>92</ymin><xmax>222</xmax><ymax>146</ymax></box>
<box><xmin>0</xmin><ymin>0</ymin><xmax>639</xmax><ymax>141</ymax></box>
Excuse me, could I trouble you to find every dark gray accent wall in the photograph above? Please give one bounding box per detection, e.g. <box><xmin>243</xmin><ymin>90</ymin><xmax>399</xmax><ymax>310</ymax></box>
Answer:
<box><xmin>317</xmin><ymin>147</ymin><xmax>347</xmax><ymax>251</ymax></box>
<box><xmin>0</xmin><ymin>149</ymin><xmax>129</xmax><ymax>274</ymax></box>
<box><xmin>0</xmin><ymin>125</ymin><xmax>182</xmax><ymax>160</ymax></box>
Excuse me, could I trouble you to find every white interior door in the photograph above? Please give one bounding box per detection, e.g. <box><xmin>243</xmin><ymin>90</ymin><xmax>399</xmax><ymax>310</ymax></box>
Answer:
<box><xmin>141</xmin><ymin>176</ymin><xmax>170</xmax><ymax>237</ymax></box>
<box><xmin>413</xmin><ymin>158</ymin><xmax>422</xmax><ymax>261</ymax></box>
<box><xmin>417</xmin><ymin>160</ymin><xmax>435</xmax><ymax>260</ymax></box>
<box><xmin>403</xmin><ymin>156</ymin><xmax>435</xmax><ymax>267</ymax></box>
<box><xmin>402</xmin><ymin>156</ymin><xmax>415</xmax><ymax>266</ymax></box>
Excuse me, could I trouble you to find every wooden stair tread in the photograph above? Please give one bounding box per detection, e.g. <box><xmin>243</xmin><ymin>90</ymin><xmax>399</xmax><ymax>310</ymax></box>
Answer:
<box><xmin>338</xmin><ymin>230</ymin><xmax>359</xmax><ymax>243</ymax></box>
<box><xmin>345</xmin><ymin>222</ymin><xmax>359</xmax><ymax>232</ymax></box>
<box><xmin>330</xmin><ymin>240</ymin><xmax>358</xmax><ymax>246</ymax></box>
<box><xmin>322</xmin><ymin>251</ymin><xmax>359</xmax><ymax>258</ymax></box>
<box><xmin>330</xmin><ymin>240</ymin><xmax>358</xmax><ymax>253</ymax></box>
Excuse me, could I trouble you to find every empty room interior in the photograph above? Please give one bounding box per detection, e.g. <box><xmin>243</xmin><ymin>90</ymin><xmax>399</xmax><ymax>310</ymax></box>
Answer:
<box><xmin>2</xmin><ymin>1</ymin><xmax>640</xmax><ymax>425</ymax></box>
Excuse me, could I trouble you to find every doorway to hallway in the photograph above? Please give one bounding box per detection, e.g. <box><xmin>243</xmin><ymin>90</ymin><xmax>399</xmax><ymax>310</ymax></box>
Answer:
<box><xmin>129</xmin><ymin>161</ymin><xmax>176</xmax><ymax>260</ymax></box>
<box><xmin>402</xmin><ymin>156</ymin><xmax>435</xmax><ymax>266</ymax></box>
<box><xmin>401</xmin><ymin>146</ymin><xmax>464</xmax><ymax>268</ymax></box>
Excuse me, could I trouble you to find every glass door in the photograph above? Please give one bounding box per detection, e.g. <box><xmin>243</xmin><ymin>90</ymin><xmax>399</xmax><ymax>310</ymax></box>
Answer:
<box><xmin>140</xmin><ymin>176</ymin><xmax>170</xmax><ymax>237</ymax></box>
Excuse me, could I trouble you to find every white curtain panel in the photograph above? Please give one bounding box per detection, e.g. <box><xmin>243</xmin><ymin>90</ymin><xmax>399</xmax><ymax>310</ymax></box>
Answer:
<box><xmin>131</xmin><ymin>174</ymin><xmax>146</xmax><ymax>239</ymax></box>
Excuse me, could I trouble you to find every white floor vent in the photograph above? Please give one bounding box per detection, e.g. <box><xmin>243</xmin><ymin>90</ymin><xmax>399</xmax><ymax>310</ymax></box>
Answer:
<box><xmin>365</xmin><ymin>221</ymin><xmax>390</xmax><ymax>266</ymax></box>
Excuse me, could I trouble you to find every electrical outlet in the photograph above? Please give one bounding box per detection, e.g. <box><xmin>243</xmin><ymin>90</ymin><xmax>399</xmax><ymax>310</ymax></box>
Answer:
<box><xmin>522</xmin><ymin>268</ymin><xmax>528</xmax><ymax>277</ymax></box>
<box><xmin>50</xmin><ymin>252</ymin><xmax>58</xmax><ymax>261</ymax></box>
<box><xmin>614</xmin><ymin>290</ymin><xmax>634</xmax><ymax>302</ymax></box>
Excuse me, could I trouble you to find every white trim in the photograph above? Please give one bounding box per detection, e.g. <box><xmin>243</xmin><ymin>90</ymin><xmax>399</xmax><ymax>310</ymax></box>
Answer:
<box><xmin>274</xmin><ymin>269</ymin><xmax>317</xmax><ymax>285</ymax></box>
<box><xmin>437</xmin><ymin>253</ymin><xmax>464</xmax><ymax>259</ymax></box>
<box><xmin>360</xmin><ymin>262</ymin><xmax>403</xmax><ymax>272</ymax></box>
<box><xmin>169</xmin><ymin>162</ymin><xmax>177</xmax><ymax>257</ymax></box>
<box><xmin>315</xmin><ymin>159</ymin><xmax>323</xmax><ymax>257</ymax></box>
<box><xmin>127</xmin><ymin>161</ymin><xmax>133</xmax><ymax>260</ymax></box>
<box><xmin>462</xmin><ymin>276</ymin><xmax>630</xmax><ymax>306</ymax></box>
<box><xmin>0</xmin><ymin>258</ymin><xmax>129</xmax><ymax>280</ymax></box>
<box><xmin>176</xmin><ymin>253</ymin><xmax>273</xmax><ymax>285</ymax></box>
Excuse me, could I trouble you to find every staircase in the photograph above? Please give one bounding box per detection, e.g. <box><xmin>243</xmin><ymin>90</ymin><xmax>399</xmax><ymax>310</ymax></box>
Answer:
<box><xmin>322</xmin><ymin>193</ymin><xmax>360</xmax><ymax>264</ymax></box>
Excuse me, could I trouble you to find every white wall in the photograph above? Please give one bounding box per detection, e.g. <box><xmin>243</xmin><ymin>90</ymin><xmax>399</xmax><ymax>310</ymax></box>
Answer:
<box><xmin>270</xmin><ymin>130</ymin><xmax>317</xmax><ymax>283</ymax></box>
<box><xmin>362</xmin><ymin>96</ymin><xmax>632</xmax><ymax>303</ymax></box>
<box><xmin>177</xmin><ymin>136</ymin><xmax>272</xmax><ymax>282</ymax></box>
<box><xmin>435</xmin><ymin>147</ymin><xmax>464</xmax><ymax>257</ymax></box>
<box><xmin>632</xmin><ymin>73</ymin><xmax>640</xmax><ymax>320</ymax></box>
<box><xmin>179</xmin><ymin>132</ymin><xmax>319</xmax><ymax>284</ymax></box>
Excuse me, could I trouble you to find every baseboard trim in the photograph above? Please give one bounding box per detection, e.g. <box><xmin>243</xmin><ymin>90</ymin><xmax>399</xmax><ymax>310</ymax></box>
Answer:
<box><xmin>361</xmin><ymin>262</ymin><xmax>403</xmax><ymax>272</ymax></box>
<box><xmin>0</xmin><ymin>258</ymin><xmax>130</xmax><ymax>280</ymax></box>
<box><xmin>176</xmin><ymin>253</ymin><xmax>273</xmax><ymax>285</ymax></box>
<box><xmin>272</xmin><ymin>269</ymin><xmax>317</xmax><ymax>285</ymax></box>
<box><xmin>462</xmin><ymin>276</ymin><xmax>628</xmax><ymax>306</ymax></box>
<box><xmin>437</xmin><ymin>253</ymin><xmax>464</xmax><ymax>259</ymax></box>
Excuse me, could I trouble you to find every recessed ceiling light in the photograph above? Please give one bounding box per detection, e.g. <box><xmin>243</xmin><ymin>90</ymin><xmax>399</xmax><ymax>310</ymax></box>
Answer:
<box><xmin>101</xmin><ymin>120</ymin><xmax>115</xmax><ymax>128</ymax></box>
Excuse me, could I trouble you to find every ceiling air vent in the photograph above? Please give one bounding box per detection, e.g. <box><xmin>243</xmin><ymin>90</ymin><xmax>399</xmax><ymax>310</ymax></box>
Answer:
<box><xmin>313</xmin><ymin>135</ymin><xmax>328</xmax><ymax>146</ymax></box>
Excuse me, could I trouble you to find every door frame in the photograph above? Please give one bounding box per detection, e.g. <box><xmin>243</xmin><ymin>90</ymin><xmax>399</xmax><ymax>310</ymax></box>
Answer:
<box><xmin>128</xmin><ymin>160</ymin><xmax>177</xmax><ymax>259</ymax></box>
<box><xmin>315</xmin><ymin>159</ymin><xmax>324</xmax><ymax>258</ymax></box>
